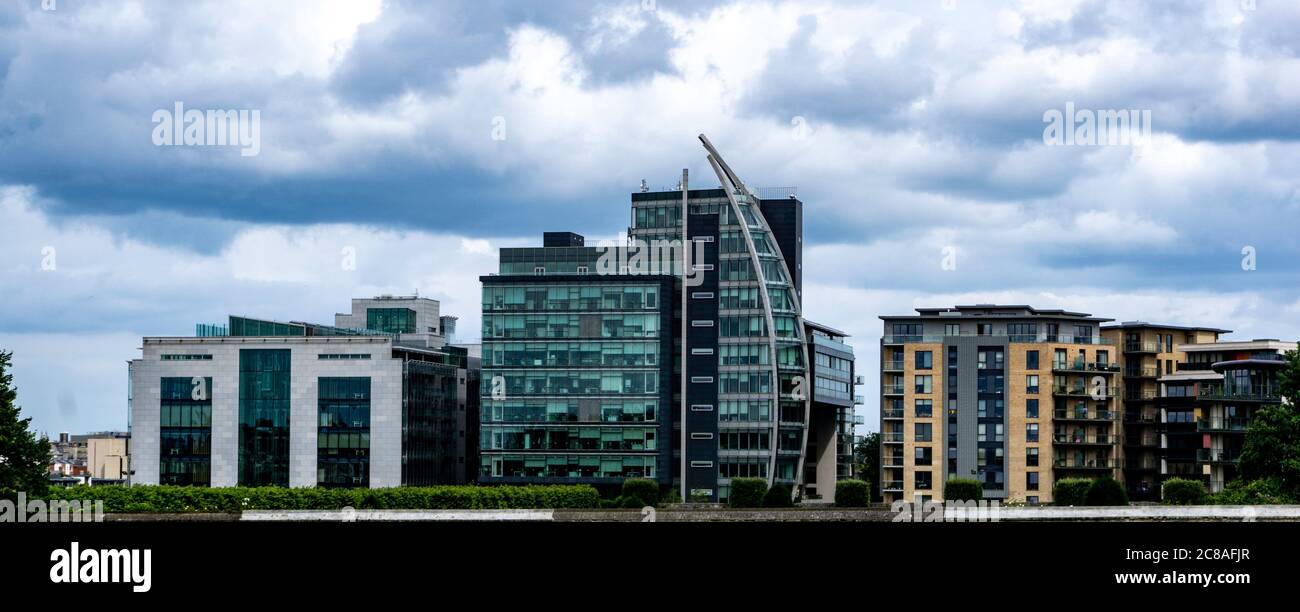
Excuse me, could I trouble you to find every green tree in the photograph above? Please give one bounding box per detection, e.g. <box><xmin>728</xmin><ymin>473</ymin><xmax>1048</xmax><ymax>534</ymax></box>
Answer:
<box><xmin>1278</xmin><ymin>343</ymin><xmax>1300</xmax><ymax>408</ymax></box>
<box><xmin>0</xmin><ymin>351</ymin><xmax>52</xmax><ymax>498</ymax></box>
<box><xmin>852</xmin><ymin>431</ymin><xmax>880</xmax><ymax>501</ymax></box>
<box><xmin>1238</xmin><ymin>404</ymin><xmax>1300</xmax><ymax>496</ymax></box>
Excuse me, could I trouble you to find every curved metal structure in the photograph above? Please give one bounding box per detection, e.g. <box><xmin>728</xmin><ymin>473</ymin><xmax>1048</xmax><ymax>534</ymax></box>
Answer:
<box><xmin>699</xmin><ymin>134</ymin><xmax>811</xmax><ymax>496</ymax></box>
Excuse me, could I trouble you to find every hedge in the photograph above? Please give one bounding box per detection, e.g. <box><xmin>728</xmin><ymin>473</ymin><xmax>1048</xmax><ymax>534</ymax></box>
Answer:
<box><xmin>1161</xmin><ymin>478</ymin><xmax>1208</xmax><ymax>505</ymax></box>
<box><xmin>1211</xmin><ymin>477</ymin><xmax>1298</xmax><ymax>505</ymax></box>
<box><xmin>1053</xmin><ymin>478</ymin><xmax>1092</xmax><ymax>506</ymax></box>
<box><xmin>42</xmin><ymin>484</ymin><xmax>601</xmax><ymax>513</ymax></box>
<box><xmin>1085</xmin><ymin>477</ymin><xmax>1129</xmax><ymax>506</ymax></box>
<box><xmin>729</xmin><ymin>478</ymin><xmax>768</xmax><ymax>508</ymax></box>
<box><xmin>620</xmin><ymin>478</ymin><xmax>660</xmax><ymax>507</ymax></box>
<box><xmin>763</xmin><ymin>484</ymin><xmax>794</xmax><ymax>508</ymax></box>
<box><xmin>834</xmin><ymin>480</ymin><xmax>870</xmax><ymax>507</ymax></box>
<box><xmin>943</xmin><ymin>478</ymin><xmax>982</xmax><ymax>502</ymax></box>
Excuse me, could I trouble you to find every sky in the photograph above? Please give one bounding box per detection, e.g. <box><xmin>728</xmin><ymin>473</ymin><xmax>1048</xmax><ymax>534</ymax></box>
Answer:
<box><xmin>2</xmin><ymin>0</ymin><xmax>1299</xmax><ymax>436</ymax></box>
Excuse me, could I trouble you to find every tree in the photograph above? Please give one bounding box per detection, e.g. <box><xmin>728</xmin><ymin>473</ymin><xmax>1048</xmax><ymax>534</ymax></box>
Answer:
<box><xmin>852</xmin><ymin>432</ymin><xmax>880</xmax><ymax>501</ymax></box>
<box><xmin>0</xmin><ymin>351</ymin><xmax>52</xmax><ymax>498</ymax></box>
<box><xmin>1238</xmin><ymin>404</ymin><xmax>1300</xmax><ymax>496</ymax></box>
<box><xmin>1278</xmin><ymin>343</ymin><xmax>1300</xmax><ymax>408</ymax></box>
<box><xmin>943</xmin><ymin>478</ymin><xmax>983</xmax><ymax>502</ymax></box>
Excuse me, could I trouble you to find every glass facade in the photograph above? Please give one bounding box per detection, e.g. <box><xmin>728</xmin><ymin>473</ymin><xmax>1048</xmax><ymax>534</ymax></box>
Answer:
<box><xmin>367</xmin><ymin>308</ymin><xmax>417</xmax><ymax>334</ymax></box>
<box><xmin>317</xmin><ymin>377</ymin><xmax>371</xmax><ymax>487</ymax></box>
<box><xmin>160</xmin><ymin>376</ymin><xmax>212</xmax><ymax>485</ymax></box>
<box><xmin>402</xmin><ymin>359</ymin><xmax>461</xmax><ymax>486</ymax></box>
<box><xmin>480</xmin><ymin>279</ymin><xmax>668</xmax><ymax>482</ymax></box>
<box><xmin>239</xmin><ymin>349</ymin><xmax>291</xmax><ymax>486</ymax></box>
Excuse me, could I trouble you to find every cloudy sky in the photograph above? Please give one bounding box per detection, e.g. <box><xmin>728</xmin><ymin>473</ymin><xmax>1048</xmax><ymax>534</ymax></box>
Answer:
<box><xmin>2</xmin><ymin>0</ymin><xmax>1298</xmax><ymax>436</ymax></box>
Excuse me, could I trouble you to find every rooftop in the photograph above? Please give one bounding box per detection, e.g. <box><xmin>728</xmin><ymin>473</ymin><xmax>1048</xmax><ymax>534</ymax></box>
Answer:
<box><xmin>882</xmin><ymin>304</ymin><xmax>1111</xmax><ymax>322</ymax></box>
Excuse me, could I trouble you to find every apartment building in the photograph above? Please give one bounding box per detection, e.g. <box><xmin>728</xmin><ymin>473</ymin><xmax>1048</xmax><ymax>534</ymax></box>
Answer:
<box><xmin>1099</xmin><ymin>323</ymin><xmax>1229</xmax><ymax>500</ymax></box>
<box><xmin>879</xmin><ymin>305</ymin><xmax>1119</xmax><ymax>504</ymax></box>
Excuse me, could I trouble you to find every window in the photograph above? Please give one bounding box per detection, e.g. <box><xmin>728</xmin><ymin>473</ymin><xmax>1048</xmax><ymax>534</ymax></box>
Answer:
<box><xmin>915</xmin><ymin>351</ymin><xmax>933</xmax><ymax>369</ymax></box>
<box><xmin>534</xmin><ymin>266</ymin><xmax>545</xmax><ymax>275</ymax></box>
<box><xmin>914</xmin><ymin>471</ymin><xmax>932</xmax><ymax>490</ymax></box>
<box><xmin>690</xmin><ymin>461</ymin><xmax>713</xmax><ymax>468</ymax></box>
<box><xmin>691</xmin><ymin>348</ymin><xmax>714</xmax><ymax>355</ymax></box>
<box><xmin>691</xmin><ymin>320</ymin><xmax>714</xmax><ymax>327</ymax></box>
<box><xmin>1028</xmin><ymin>496</ymin><xmax>1039</xmax><ymax>506</ymax></box>
<box><xmin>1026</xmin><ymin>375</ymin><xmax>1039</xmax><ymax>394</ymax></box>
<box><xmin>1026</xmin><ymin>399</ymin><xmax>1039</xmax><ymax>419</ymax></box>
<box><xmin>945</xmin><ymin>323</ymin><xmax>961</xmax><ymax>336</ymax></box>
<box><xmin>1026</xmin><ymin>350</ymin><xmax>1039</xmax><ymax>370</ymax></box>
<box><xmin>692</xmin><ymin>292</ymin><xmax>714</xmax><ymax>299</ymax></box>
<box><xmin>690</xmin><ymin>432</ymin><xmax>714</xmax><ymax>440</ymax></box>
<box><xmin>1026</xmin><ymin>423</ymin><xmax>1039</xmax><ymax>442</ymax></box>
<box><xmin>914</xmin><ymin>375</ymin><xmax>933</xmax><ymax>394</ymax></box>
<box><xmin>914</xmin><ymin>423</ymin><xmax>932</xmax><ymax>442</ymax></box>
<box><xmin>1026</xmin><ymin>447</ymin><xmax>1039</xmax><ymax>467</ymax></box>
<box><xmin>977</xmin><ymin>323</ymin><xmax>993</xmax><ymax>336</ymax></box>
<box><xmin>161</xmin><ymin>354</ymin><xmax>213</xmax><ymax>361</ymax></box>
<box><xmin>1028</xmin><ymin>472</ymin><xmax>1039</xmax><ymax>491</ymax></box>
<box><xmin>317</xmin><ymin>377</ymin><xmax>371</xmax><ymax>488</ymax></box>
<box><xmin>914</xmin><ymin>399</ymin><xmax>933</xmax><ymax>418</ymax></box>
<box><xmin>690</xmin><ymin>376</ymin><xmax>714</xmax><ymax>384</ymax></box>
<box><xmin>690</xmin><ymin>404</ymin><xmax>714</xmax><ymax>412</ymax></box>
<box><xmin>914</xmin><ymin>447</ymin><xmax>932</xmax><ymax>466</ymax></box>
<box><xmin>160</xmin><ymin>377</ymin><xmax>213</xmax><ymax>486</ymax></box>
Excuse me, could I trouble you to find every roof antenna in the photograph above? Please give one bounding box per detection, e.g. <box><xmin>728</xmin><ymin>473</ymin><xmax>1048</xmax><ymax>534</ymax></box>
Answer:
<box><xmin>639</xmin><ymin>179</ymin><xmax>649</xmax><ymax>193</ymax></box>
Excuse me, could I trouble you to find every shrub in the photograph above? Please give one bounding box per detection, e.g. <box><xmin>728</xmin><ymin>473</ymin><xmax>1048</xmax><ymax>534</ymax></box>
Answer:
<box><xmin>763</xmin><ymin>484</ymin><xmax>794</xmax><ymax>508</ymax></box>
<box><xmin>1085</xmin><ymin>477</ymin><xmax>1129</xmax><ymax>506</ymax></box>
<box><xmin>1211</xmin><ymin>477</ymin><xmax>1298</xmax><ymax>505</ymax></box>
<box><xmin>620</xmin><ymin>478</ymin><xmax>660</xmax><ymax>507</ymax></box>
<box><xmin>662</xmin><ymin>487</ymin><xmax>683</xmax><ymax>504</ymax></box>
<box><xmin>1053</xmin><ymin>478</ymin><xmax>1092</xmax><ymax>506</ymax></box>
<box><xmin>42</xmin><ymin>484</ymin><xmax>601</xmax><ymax>513</ymax></box>
<box><xmin>834</xmin><ymin>480</ymin><xmax>870</xmax><ymax>507</ymax></box>
<box><xmin>729</xmin><ymin>478</ymin><xmax>768</xmax><ymax>508</ymax></box>
<box><xmin>943</xmin><ymin>478</ymin><xmax>983</xmax><ymax>502</ymax></box>
<box><xmin>1161</xmin><ymin>478</ymin><xmax>1208</xmax><ymax>505</ymax></box>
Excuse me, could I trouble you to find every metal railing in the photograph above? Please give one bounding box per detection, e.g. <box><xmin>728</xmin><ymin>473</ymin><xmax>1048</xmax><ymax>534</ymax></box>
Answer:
<box><xmin>884</xmin><ymin>334</ymin><xmax>1113</xmax><ymax>345</ymax></box>
<box><xmin>1053</xmin><ymin>434</ymin><xmax>1117</xmax><ymax>445</ymax></box>
<box><xmin>1196</xmin><ymin>417</ymin><xmax>1249</xmax><ymax>432</ymax></box>
<box><xmin>1054</xmin><ymin>409</ymin><xmax>1116</xmax><ymax>421</ymax></box>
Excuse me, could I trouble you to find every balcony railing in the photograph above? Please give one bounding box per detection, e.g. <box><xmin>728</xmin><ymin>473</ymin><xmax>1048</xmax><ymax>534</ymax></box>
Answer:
<box><xmin>882</xmin><ymin>431</ymin><xmax>904</xmax><ymax>443</ymax></box>
<box><xmin>1124</xmin><ymin>436</ymin><xmax>1159</xmax><ymax>447</ymax></box>
<box><xmin>1053</xmin><ymin>434</ymin><xmax>1117</xmax><ymax>445</ymax></box>
<box><xmin>1124</xmin><ymin>341</ymin><xmax>1162</xmax><ymax>353</ymax></box>
<box><xmin>882</xmin><ymin>359</ymin><xmax>904</xmax><ymax>371</ymax></box>
<box><xmin>1196</xmin><ymin>417</ymin><xmax>1249</xmax><ymax>432</ymax></box>
<box><xmin>1124</xmin><ymin>411</ymin><xmax>1158</xmax><ymax>424</ymax></box>
<box><xmin>1197</xmin><ymin>448</ymin><xmax>1242</xmax><ymax>463</ymax></box>
<box><xmin>1053</xmin><ymin>458</ymin><xmax>1120</xmax><ymax>469</ymax></box>
<box><xmin>881</xmin><ymin>481</ymin><xmax>904</xmax><ymax>491</ymax></box>
<box><xmin>1053</xmin><ymin>361</ymin><xmax>1120</xmax><ymax>373</ymax></box>
<box><xmin>884</xmin><ymin>333</ymin><xmax>1113</xmax><ymax>345</ymax></box>
<box><xmin>1054</xmin><ymin>409</ymin><xmax>1116</xmax><ymax>421</ymax></box>
<box><xmin>882</xmin><ymin>456</ymin><xmax>905</xmax><ymax>468</ymax></box>
<box><xmin>883</xmin><ymin>384</ymin><xmax>905</xmax><ymax>395</ymax></box>
<box><xmin>1123</xmin><ymin>366</ymin><xmax>1158</xmax><ymax>378</ymax></box>
<box><xmin>882</xmin><ymin>408</ymin><xmax>904</xmax><ymax>419</ymax></box>
<box><xmin>1124</xmin><ymin>389</ymin><xmax>1158</xmax><ymax>401</ymax></box>
<box><xmin>1198</xmin><ymin>386</ymin><xmax>1279</xmax><ymax>403</ymax></box>
<box><xmin>1052</xmin><ymin>384</ymin><xmax>1119</xmax><ymax>399</ymax></box>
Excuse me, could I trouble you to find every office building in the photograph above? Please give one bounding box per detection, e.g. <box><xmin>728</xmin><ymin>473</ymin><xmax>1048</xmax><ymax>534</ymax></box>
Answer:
<box><xmin>479</xmin><ymin>135</ymin><xmax>858</xmax><ymax>502</ymax></box>
<box><xmin>128</xmin><ymin>296</ymin><xmax>477</xmax><ymax>488</ymax></box>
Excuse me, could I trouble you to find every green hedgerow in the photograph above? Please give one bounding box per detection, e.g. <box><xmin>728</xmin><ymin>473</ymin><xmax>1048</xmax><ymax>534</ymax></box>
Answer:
<box><xmin>1161</xmin><ymin>478</ymin><xmax>1208</xmax><ymax>505</ymax></box>
<box><xmin>728</xmin><ymin>478</ymin><xmax>768</xmax><ymax>508</ymax></box>
<box><xmin>1053</xmin><ymin>478</ymin><xmax>1092</xmax><ymax>506</ymax></box>
<box><xmin>834</xmin><ymin>480</ymin><xmax>870</xmax><ymax>507</ymax></box>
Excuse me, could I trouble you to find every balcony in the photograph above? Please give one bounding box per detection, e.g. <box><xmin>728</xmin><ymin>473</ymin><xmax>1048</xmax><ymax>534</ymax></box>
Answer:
<box><xmin>1053</xmin><ymin>408</ymin><xmax>1116</xmax><ymax>422</ymax></box>
<box><xmin>882</xmin><ymin>407</ymin><xmax>904</xmax><ymax>419</ymax></box>
<box><xmin>1052</xmin><ymin>361</ymin><xmax>1121</xmax><ymax>374</ymax></box>
<box><xmin>882</xmin><ymin>431</ymin><xmax>904</xmax><ymax>443</ymax></box>
<box><xmin>1124</xmin><ymin>341</ymin><xmax>1161</xmax><ymax>353</ymax></box>
<box><xmin>883</xmin><ymin>333</ymin><xmax>1113</xmax><ymax>345</ymax></box>
<box><xmin>882</xmin><ymin>455</ymin><xmax>905</xmax><ymax>468</ymax></box>
<box><xmin>1053</xmin><ymin>434</ymin><xmax>1117</xmax><ymax>445</ymax></box>
<box><xmin>1053</xmin><ymin>458</ymin><xmax>1120</xmax><ymax>469</ymax></box>
<box><xmin>1124</xmin><ymin>410</ymin><xmax>1158</xmax><ymax>424</ymax></box>
<box><xmin>1124</xmin><ymin>436</ymin><xmax>1159</xmax><ymax>448</ymax></box>
<box><xmin>1124</xmin><ymin>388</ymin><xmax>1157</xmax><ymax>401</ymax></box>
<box><xmin>883</xmin><ymin>383</ymin><xmax>905</xmax><ymax>395</ymax></box>
<box><xmin>1197</xmin><ymin>448</ymin><xmax>1241</xmax><ymax>463</ymax></box>
<box><xmin>882</xmin><ymin>359</ymin><xmax>905</xmax><ymax>371</ymax></box>
<box><xmin>1196</xmin><ymin>417</ymin><xmax>1249</xmax><ymax>432</ymax></box>
<box><xmin>881</xmin><ymin>480</ymin><xmax>904</xmax><ymax>492</ymax></box>
<box><xmin>1052</xmin><ymin>384</ymin><xmax>1119</xmax><ymax>400</ymax></box>
<box><xmin>1198</xmin><ymin>385</ymin><xmax>1280</xmax><ymax>403</ymax></box>
<box><xmin>1123</xmin><ymin>366</ymin><xmax>1158</xmax><ymax>378</ymax></box>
